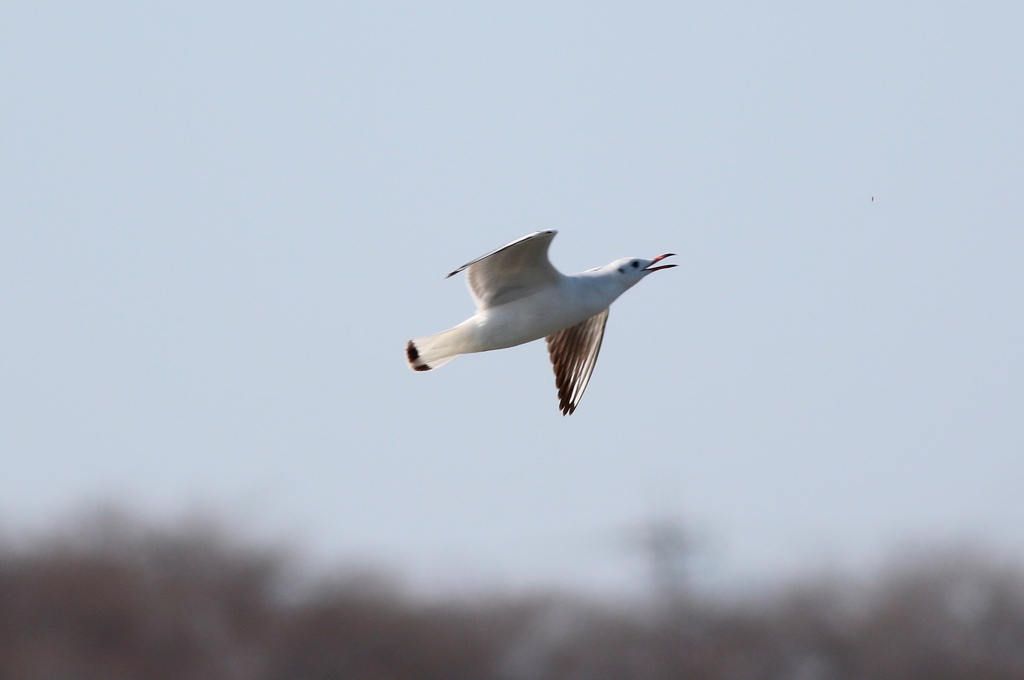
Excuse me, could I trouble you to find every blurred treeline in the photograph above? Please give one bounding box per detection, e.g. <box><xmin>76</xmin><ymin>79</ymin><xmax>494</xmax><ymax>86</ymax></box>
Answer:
<box><xmin>2</xmin><ymin>512</ymin><xmax>1024</xmax><ymax>680</ymax></box>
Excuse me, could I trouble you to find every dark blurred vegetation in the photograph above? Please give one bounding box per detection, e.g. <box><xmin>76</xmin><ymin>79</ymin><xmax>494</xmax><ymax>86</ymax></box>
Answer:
<box><xmin>2</xmin><ymin>511</ymin><xmax>1024</xmax><ymax>680</ymax></box>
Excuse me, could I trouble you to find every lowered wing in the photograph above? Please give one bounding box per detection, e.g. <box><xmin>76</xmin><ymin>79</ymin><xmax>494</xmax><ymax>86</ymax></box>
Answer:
<box><xmin>447</xmin><ymin>230</ymin><xmax>561</xmax><ymax>309</ymax></box>
<box><xmin>545</xmin><ymin>309</ymin><xmax>609</xmax><ymax>416</ymax></box>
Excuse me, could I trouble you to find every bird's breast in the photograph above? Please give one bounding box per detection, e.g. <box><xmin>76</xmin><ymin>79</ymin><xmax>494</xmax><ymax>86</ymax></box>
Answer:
<box><xmin>473</xmin><ymin>282</ymin><xmax>609</xmax><ymax>352</ymax></box>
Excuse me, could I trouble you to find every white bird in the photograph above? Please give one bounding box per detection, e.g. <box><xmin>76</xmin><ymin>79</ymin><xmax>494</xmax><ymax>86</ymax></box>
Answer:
<box><xmin>406</xmin><ymin>231</ymin><xmax>676</xmax><ymax>415</ymax></box>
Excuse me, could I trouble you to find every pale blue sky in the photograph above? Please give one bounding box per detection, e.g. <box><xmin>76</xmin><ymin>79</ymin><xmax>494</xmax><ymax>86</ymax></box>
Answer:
<box><xmin>2</xmin><ymin>2</ymin><xmax>1022</xmax><ymax>592</ymax></box>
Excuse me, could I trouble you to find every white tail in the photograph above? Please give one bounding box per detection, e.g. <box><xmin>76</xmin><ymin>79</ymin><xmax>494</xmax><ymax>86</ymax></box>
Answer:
<box><xmin>406</xmin><ymin>326</ymin><xmax>470</xmax><ymax>371</ymax></box>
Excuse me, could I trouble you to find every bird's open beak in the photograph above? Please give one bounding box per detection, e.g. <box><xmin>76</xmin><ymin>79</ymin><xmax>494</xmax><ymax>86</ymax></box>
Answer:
<box><xmin>644</xmin><ymin>253</ymin><xmax>677</xmax><ymax>272</ymax></box>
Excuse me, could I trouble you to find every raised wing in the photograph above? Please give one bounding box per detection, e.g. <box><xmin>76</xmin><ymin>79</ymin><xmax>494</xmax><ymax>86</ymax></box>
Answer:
<box><xmin>447</xmin><ymin>231</ymin><xmax>561</xmax><ymax>309</ymax></box>
<box><xmin>545</xmin><ymin>309</ymin><xmax>609</xmax><ymax>416</ymax></box>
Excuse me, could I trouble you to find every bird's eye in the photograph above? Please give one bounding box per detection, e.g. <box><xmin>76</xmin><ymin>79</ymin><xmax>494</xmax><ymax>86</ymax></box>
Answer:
<box><xmin>618</xmin><ymin>267</ymin><xmax>625</xmax><ymax>274</ymax></box>
<box><xmin>631</xmin><ymin>260</ymin><xmax>639</xmax><ymax>268</ymax></box>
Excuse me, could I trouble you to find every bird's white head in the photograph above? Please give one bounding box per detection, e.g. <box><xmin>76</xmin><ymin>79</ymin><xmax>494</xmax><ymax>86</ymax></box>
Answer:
<box><xmin>606</xmin><ymin>253</ymin><xmax>677</xmax><ymax>290</ymax></box>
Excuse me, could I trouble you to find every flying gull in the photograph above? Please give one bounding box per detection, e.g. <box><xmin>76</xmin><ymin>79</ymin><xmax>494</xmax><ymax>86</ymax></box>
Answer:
<box><xmin>406</xmin><ymin>231</ymin><xmax>676</xmax><ymax>415</ymax></box>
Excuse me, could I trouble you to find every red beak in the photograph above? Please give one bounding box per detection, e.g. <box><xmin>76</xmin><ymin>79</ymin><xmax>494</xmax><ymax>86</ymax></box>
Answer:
<box><xmin>644</xmin><ymin>253</ymin><xmax>677</xmax><ymax>272</ymax></box>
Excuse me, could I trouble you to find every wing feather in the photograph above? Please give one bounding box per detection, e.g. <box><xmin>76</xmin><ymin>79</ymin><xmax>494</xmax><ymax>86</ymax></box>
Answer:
<box><xmin>545</xmin><ymin>309</ymin><xmax>609</xmax><ymax>415</ymax></box>
<box><xmin>447</xmin><ymin>231</ymin><xmax>561</xmax><ymax>309</ymax></box>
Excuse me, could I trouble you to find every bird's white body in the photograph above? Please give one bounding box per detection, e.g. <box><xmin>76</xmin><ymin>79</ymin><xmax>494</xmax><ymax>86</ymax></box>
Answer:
<box><xmin>456</xmin><ymin>268</ymin><xmax>625</xmax><ymax>353</ymax></box>
<box><xmin>407</xmin><ymin>231</ymin><xmax>675</xmax><ymax>414</ymax></box>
